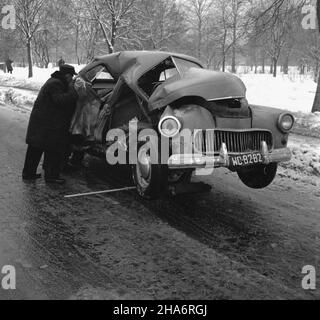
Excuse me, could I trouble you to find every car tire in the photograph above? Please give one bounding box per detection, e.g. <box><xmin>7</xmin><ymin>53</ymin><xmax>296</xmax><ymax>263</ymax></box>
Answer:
<box><xmin>132</xmin><ymin>143</ymin><xmax>168</xmax><ymax>199</ymax></box>
<box><xmin>237</xmin><ymin>163</ymin><xmax>278</xmax><ymax>189</ymax></box>
<box><xmin>168</xmin><ymin>170</ymin><xmax>193</xmax><ymax>185</ymax></box>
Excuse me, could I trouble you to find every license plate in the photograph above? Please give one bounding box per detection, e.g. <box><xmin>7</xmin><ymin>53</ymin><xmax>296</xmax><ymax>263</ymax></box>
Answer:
<box><xmin>230</xmin><ymin>153</ymin><xmax>263</xmax><ymax>167</ymax></box>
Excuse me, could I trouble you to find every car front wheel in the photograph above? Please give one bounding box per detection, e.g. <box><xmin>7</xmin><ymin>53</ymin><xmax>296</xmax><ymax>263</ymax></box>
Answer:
<box><xmin>132</xmin><ymin>144</ymin><xmax>168</xmax><ymax>199</ymax></box>
<box><xmin>237</xmin><ymin>163</ymin><xmax>278</xmax><ymax>189</ymax></box>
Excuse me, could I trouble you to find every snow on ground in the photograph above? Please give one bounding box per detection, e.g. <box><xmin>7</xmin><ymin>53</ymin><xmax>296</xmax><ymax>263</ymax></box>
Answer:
<box><xmin>0</xmin><ymin>86</ymin><xmax>36</xmax><ymax>110</ymax></box>
<box><xmin>0</xmin><ymin>65</ymin><xmax>84</xmax><ymax>91</ymax></box>
<box><xmin>239</xmin><ymin>73</ymin><xmax>317</xmax><ymax>114</ymax></box>
<box><xmin>0</xmin><ymin>65</ymin><xmax>83</xmax><ymax>109</ymax></box>
<box><xmin>280</xmin><ymin>134</ymin><xmax>320</xmax><ymax>185</ymax></box>
<box><xmin>294</xmin><ymin>112</ymin><xmax>320</xmax><ymax>138</ymax></box>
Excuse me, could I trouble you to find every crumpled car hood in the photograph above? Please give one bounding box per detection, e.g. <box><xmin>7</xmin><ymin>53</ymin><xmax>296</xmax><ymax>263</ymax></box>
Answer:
<box><xmin>149</xmin><ymin>68</ymin><xmax>247</xmax><ymax>110</ymax></box>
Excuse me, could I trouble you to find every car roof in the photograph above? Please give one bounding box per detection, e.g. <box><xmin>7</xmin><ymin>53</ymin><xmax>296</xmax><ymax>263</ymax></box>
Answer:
<box><xmin>80</xmin><ymin>51</ymin><xmax>203</xmax><ymax>81</ymax></box>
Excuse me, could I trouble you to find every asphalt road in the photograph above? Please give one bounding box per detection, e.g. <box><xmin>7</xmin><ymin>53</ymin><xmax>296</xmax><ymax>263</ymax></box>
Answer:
<box><xmin>0</xmin><ymin>104</ymin><xmax>319</xmax><ymax>300</ymax></box>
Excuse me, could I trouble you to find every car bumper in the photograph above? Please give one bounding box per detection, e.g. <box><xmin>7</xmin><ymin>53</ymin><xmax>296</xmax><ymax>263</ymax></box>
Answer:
<box><xmin>168</xmin><ymin>142</ymin><xmax>292</xmax><ymax>170</ymax></box>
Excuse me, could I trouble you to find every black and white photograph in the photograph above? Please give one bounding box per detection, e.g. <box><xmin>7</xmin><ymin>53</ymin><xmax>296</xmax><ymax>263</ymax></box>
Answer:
<box><xmin>0</xmin><ymin>0</ymin><xmax>319</xmax><ymax>303</ymax></box>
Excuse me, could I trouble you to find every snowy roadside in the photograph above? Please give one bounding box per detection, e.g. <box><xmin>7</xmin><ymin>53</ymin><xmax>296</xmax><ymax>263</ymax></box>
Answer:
<box><xmin>0</xmin><ymin>73</ymin><xmax>43</xmax><ymax>92</ymax></box>
<box><xmin>0</xmin><ymin>73</ymin><xmax>319</xmax><ymax>185</ymax></box>
<box><xmin>282</xmin><ymin>135</ymin><xmax>320</xmax><ymax>186</ymax></box>
<box><xmin>239</xmin><ymin>73</ymin><xmax>316</xmax><ymax>114</ymax></box>
<box><xmin>292</xmin><ymin>112</ymin><xmax>320</xmax><ymax>138</ymax></box>
<box><xmin>0</xmin><ymin>86</ymin><xmax>36</xmax><ymax>110</ymax></box>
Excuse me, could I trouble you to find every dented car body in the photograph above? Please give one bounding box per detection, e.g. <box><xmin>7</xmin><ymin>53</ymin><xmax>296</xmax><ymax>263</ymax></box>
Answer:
<box><xmin>73</xmin><ymin>51</ymin><xmax>294</xmax><ymax>199</ymax></box>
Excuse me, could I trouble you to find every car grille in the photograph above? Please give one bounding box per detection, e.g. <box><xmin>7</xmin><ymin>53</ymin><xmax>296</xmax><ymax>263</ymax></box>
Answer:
<box><xmin>194</xmin><ymin>130</ymin><xmax>273</xmax><ymax>154</ymax></box>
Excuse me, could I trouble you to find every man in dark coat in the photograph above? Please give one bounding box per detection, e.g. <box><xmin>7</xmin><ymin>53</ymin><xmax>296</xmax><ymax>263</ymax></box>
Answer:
<box><xmin>5</xmin><ymin>58</ymin><xmax>13</xmax><ymax>74</ymax></box>
<box><xmin>22</xmin><ymin>64</ymin><xmax>78</xmax><ymax>184</ymax></box>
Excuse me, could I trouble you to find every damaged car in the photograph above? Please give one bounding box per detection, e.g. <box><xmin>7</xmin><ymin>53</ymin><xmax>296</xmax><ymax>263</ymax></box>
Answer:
<box><xmin>70</xmin><ymin>51</ymin><xmax>294</xmax><ymax>199</ymax></box>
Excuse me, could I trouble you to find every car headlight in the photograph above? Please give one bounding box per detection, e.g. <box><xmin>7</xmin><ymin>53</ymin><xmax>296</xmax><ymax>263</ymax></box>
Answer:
<box><xmin>158</xmin><ymin>116</ymin><xmax>182</xmax><ymax>138</ymax></box>
<box><xmin>278</xmin><ymin>113</ymin><xmax>295</xmax><ymax>133</ymax></box>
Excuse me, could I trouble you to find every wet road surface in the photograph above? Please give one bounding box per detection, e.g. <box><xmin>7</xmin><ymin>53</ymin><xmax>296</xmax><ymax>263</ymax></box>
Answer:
<box><xmin>0</xmin><ymin>105</ymin><xmax>319</xmax><ymax>300</ymax></box>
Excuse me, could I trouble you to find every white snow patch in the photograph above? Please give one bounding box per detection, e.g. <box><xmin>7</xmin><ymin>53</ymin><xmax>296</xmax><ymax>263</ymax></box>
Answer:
<box><xmin>280</xmin><ymin>134</ymin><xmax>320</xmax><ymax>185</ymax></box>
<box><xmin>0</xmin><ymin>65</ymin><xmax>84</xmax><ymax>91</ymax></box>
<box><xmin>292</xmin><ymin>112</ymin><xmax>320</xmax><ymax>138</ymax></box>
<box><xmin>0</xmin><ymin>87</ymin><xmax>36</xmax><ymax>110</ymax></box>
<box><xmin>239</xmin><ymin>74</ymin><xmax>317</xmax><ymax>114</ymax></box>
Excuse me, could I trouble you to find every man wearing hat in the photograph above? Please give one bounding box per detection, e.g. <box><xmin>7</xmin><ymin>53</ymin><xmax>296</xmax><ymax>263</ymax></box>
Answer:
<box><xmin>22</xmin><ymin>64</ymin><xmax>79</xmax><ymax>184</ymax></box>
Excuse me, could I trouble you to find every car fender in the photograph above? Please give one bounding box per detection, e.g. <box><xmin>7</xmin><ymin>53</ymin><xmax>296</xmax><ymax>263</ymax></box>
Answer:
<box><xmin>250</xmin><ymin>104</ymin><xmax>291</xmax><ymax>149</ymax></box>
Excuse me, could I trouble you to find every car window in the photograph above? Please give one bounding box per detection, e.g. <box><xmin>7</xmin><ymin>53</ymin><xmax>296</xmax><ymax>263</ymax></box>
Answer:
<box><xmin>96</xmin><ymin>70</ymin><xmax>114</xmax><ymax>80</ymax></box>
<box><xmin>173</xmin><ymin>57</ymin><xmax>202</xmax><ymax>76</ymax></box>
<box><xmin>86</xmin><ymin>65</ymin><xmax>114</xmax><ymax>82</ymax></box>
<box><xmin>159</xmin><ymin>68</ymin><xmax>179</xmax><ymax>81</ymax></box>
<box><xmin>138</xmin><ymin>57</ymin><xmax>177</xmax><ymax>97</ymax></box>
<box><xmin>138</xmin><ymin>57</ymin><xmax>202</xmax><ymax>97</ymax></box>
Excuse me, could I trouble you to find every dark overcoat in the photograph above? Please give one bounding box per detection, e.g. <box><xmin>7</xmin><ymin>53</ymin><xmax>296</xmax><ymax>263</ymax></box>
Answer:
<box><xmin>5</xmin><ymin>59</ymin><xmax>13</xmax><ymax>72</ymax></box>
<box><xmin>26</xmin><ymin>71</ymin><xmax>78</xmax><ymax>152</ymax></box>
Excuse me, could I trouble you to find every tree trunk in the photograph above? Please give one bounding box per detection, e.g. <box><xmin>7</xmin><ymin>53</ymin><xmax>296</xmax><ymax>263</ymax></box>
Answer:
<box><xmin>312</xmin><ymin>76</ymin><xmax>320</xmax><ymax>112</ymax></box>
<box><xmin>311</xmin><ymin>0</ymin><xmax>320</xmax><ymax>112</ymax></box>
<box><xmin>27</xmin><ymin>40</ymin><xmax>33</xmax><ymax>78</ymax></box>
<box><xmin>221</xmin><ymin>52</ymin><xmax>226</xmax><ymax>72</ymax></box>
<box><xmin>261</xmin><ymin>55</ymin><xmax>265</xmax><ymax>74</ymax></box>
<box><xmin>75</xmin><ymin>21</ymin><xmax>81</xmax><ymax>65</ymax></box>
<box><xmin>197</xmin><ymin>30</ymin><xmax>202</xmax><ymax>60</ymax></box>
<box><xmin>221</xmin><ymin>29</ymin><xmax>227</xmax><ymax>72</ymax></box>
<box><xmin>231</xmin><ymin>40</ymin><xmax>236</xmax><ymax>73</ymax></box>
<box><xmin>283</xmin><ymin>56</ymin><xmax>289</xmax><ymax>75</ymax></box>
<box><xmin>231</xmin><ymin>11</ymin><xmax>237</xmax><ymax>73</ymax></box>
<box><xmin>314</xmin><ymin>62</ymin><xmax>319</xmax><ymax>83</ymax></box>
<box><xmin>273</xmin><ymin>58</ymin><xmax>277</xmax><ymax>77</ymax></box>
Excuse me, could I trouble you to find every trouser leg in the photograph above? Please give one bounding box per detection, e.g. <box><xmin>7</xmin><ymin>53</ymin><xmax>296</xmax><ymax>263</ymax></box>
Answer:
<box><xmin>68</xmin><ymin>135</ymin><xmax>85</xmax><ymax>166</ymax></box>
<box><xmin>69</xmin><ymin>151</ymin><xmax>85</xmax><ymax>166</ymax></box>
<box><xmin>22</xmin><ymin>145</ymin><xmax>43</xmax><ymax>176</ymax></box>
<box><xmin>44</xmin><ymin>151</ymin><xmax>62</xmax><ymax>179</ymax></box>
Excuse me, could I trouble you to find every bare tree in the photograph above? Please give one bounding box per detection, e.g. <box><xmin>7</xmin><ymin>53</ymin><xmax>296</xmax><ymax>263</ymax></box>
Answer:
<box><xmin>266</xmin><ymin>7</ymin><xmax>288</xmax><ymax>77</ymax></box>
<box><xmin>85</xmin><ymin>0</ymin><xmax>136</xmax><ymax>54</ymax></box>
<box><xmin>14</xmin><ymin>0</ymin><xmax>45</xmax><ymax>77</ymax></box>
<box><xmin>184</xmin><ymin>0</ymin><xmax>214</xmax><ymax>60</ymax></box>
<box><xmin>214</xmin><ymin>0</ymin><xmax>231</xmax><ymax>71</ymax></box>
<box><xmin>33</xmin><ymin>29</ymin><xmax>51</xmax><ymax>68</ymax></box>
<box><xmin>135</xmin><ymin>0</ymin><xmax>185</xmax><ymax>51</ymax></box>
<box><xmin>312</xmin><ymin>0</ymin><xmax>320</xmax><ymax>113</ymax></box>
<box><xmin>68</xmin><ymin>0</ymin><xmax>98</xmax><ymax>64</ymax></box>
<box><xmin>230</xmin><ymin>0</ymin><xmax>248</xmax><ymax>73</ymax></box>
